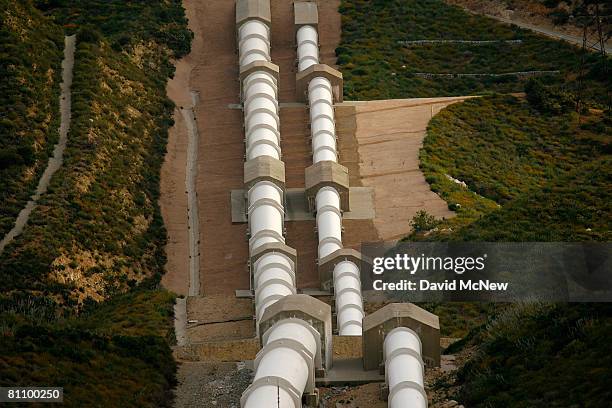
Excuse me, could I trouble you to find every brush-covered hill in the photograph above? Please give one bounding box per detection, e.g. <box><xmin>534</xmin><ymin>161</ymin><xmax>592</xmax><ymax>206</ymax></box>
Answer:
<box><xmin>0</xmin><ymin>0</ymin><xmax>64</xmax><ymax>237</ymax></box>
<box><xmin>0</xmin><ymin>1</ymin><xmax>191</xmax><ymax>406</ymax></box>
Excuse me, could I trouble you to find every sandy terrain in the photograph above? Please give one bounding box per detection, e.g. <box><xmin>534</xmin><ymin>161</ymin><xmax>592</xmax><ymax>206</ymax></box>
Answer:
<box><xmin>160</xmin><ymin>0</ymin><xmax>198</xmax><ymax>296</ymax></box>
<box><xmin>340</xmin><ymin>98</ymin><xmax>476</xmax><ymax>241</ymax></box>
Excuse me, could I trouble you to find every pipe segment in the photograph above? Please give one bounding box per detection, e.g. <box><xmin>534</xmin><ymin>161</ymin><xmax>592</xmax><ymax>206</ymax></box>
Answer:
<box><xmin>296</xmin><ymin>25</ymin><xmax>319</xmax><ymax>71</ymax></box>
<box><xmin>297</xmin><ymin>24</ymin><xmax>364</xmax><ymax>336</ymax></box>
<box><xmin>239</xmin><ymin>5</ymin><xmax>323</xmax><ymax>406</ymax></box>
<box><xmin>383</xmin><ymin>327</ymin><xmax>428</xmax><ymax>408</ymax></box>
<box><xmin>244</xmin><ymin>319</ymin><xmax>319</xmax><ymax>408</ymax></box>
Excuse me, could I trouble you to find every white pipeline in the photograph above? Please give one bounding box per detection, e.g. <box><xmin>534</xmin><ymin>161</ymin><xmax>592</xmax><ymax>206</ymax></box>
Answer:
<box><xmin>297</xmin><ymin>25</ymin><xmax>364</xmax><ymax>336</ymax></box>
<box><xmin>239</xmin><ymin>17</ymin><xmax>293</xmax><ymax>325</ymax></box>
<box><xmin>239</xmin><ymin>11</ymin><xmax>319</xmax><ymax>408</ymax></box>
<box><xmin>244</xmin><ymin>319</ymin><xmax>319</xmax><ymax>408</ymax></box>
<box><xmin>383</xmin><ymin>327</ymin><xmax>428</xmax><ymax>408</ymax></box>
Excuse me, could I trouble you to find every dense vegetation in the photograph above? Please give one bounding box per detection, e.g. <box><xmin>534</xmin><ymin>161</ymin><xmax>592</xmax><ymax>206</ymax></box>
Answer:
<box><xmin>0</xmin><ymin>1</ymin><xmax>191</xmax><ymax>405</ymax></box>
<box><xmin>1</xmin><ymin>289</ymin><xmax>177</xmax><ymax>407</ymax></box>
<box><xmin>0</xmin><ymin>0</ymin><xmax>64</xmax><ymax>237</ymax></box>
<box><xmin>447</xmin><ymin>303</ymin><xmax>612</xmax><ymax>407</ymax></box>
<box><xmin>338</xmin><ymin>0</ymin><xmax>607</xmax><ymax>103</ymax></box>
<box><xmin>418</xmin><ymin>94</ymin><xmax>610</xmax><ymax>240</ymax></box>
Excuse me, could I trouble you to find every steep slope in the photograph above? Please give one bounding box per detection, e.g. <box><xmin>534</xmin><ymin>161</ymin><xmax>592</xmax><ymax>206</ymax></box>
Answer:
<box><xmin>337</xmin><ymin>0</ymin><xmax>605</xmax><ymax>100</ymax></box>
<box><xmin>0</xmin><ymin>0</ymin><xmax>64</xmax><ymax>237</ymax></box>
<box><xmin>0</xmin><ymin>2</ymin><xmax>191</xmax><ymax>406</ymax></box>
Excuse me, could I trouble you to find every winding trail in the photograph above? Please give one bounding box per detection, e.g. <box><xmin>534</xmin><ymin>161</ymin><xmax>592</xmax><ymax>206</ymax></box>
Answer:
<box><xmin>0</xmin><ymin>35</ymin><xmax>76</xmax><ymax>255</ymax></box>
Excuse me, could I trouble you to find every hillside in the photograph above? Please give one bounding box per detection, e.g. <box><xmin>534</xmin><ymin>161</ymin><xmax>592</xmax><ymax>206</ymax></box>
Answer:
<box><xmin>337</xmin><ymin>1</ymin><xmax>611</xmax><ymax>406</ymax></box>
<box><xmin>417</xmin><ymin>94</ymin><xmax>611</xmax><ymax>241</ymax></box>
<box><xmin>0</xmin><ymin>0</ymin><xmax>64</xmax><ymax>237</ymax></box>
<box><xmin>447</xmin><ymin>303</ymin><xmax>612</xmax><ymax>407</ymax></box>
<box><xmin>337</xmin><ymin>0</ymin><xmax>606</xmax><ymax>101</ymax></box>
<box><xmin>0</xmin><ymin>1</ymin><xmax>191</xmax><ymax>406</ymax></box>
<box><xmin>447</xmin><ymin>0</ymin><xmax>612</xmax><ymax>43</ymax></box>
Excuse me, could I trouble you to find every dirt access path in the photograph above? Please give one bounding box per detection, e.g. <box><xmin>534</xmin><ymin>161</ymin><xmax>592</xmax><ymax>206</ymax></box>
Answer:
<box><xmin>0</xmin><ymin>35</ymin><xmax>75</xmax><ymax>255</ymax></box>
<box><xmin>447</xmin><ymin>0</ymin><xmax>611</xmax><ymax>52</ymax></box>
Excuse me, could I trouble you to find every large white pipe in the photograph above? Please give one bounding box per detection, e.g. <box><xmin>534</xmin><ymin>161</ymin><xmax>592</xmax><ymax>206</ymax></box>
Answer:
<box><xmin>247</xmin><ymin>181</ymin><xmax>284</xmax><ymax>252</ymax></box>
<box><xmin>239</xmin><ymin>20</ymin><xmax>271</xmax><ymax>65</ymax></box>
<box><xmin>308</xmin><ymin>78</ymin><xmax>337</xmax><ymax>163</ymax></box>
<box><xmin>296</xmin><ymin>25</ymin><xmax>319</xmax><ymax>71</ymax></box>
<box><xmin>383</xmin><ymin>328</ymin><xmax>428</xmax><ymax>408</ymax></box>
<box><xmin>243</xmin><ymin>71</ymin><xmax>281</xmax><ymax>160</ymax></box>
<box><xmin>315</xmin><ymin>187</ymin><xmax>342</xmax><ymax>258</ymax></box>
<box><xmin>239</xmin><ymin>11</ymin><xmax>320</xmax><ymax>408</ymax></box>
<box><xmin>244</xmin><ymin>319</ymin><xmax>319</xmax><ymax>408</ymax></box>
<box><xmin>297</xmin><ymin>25</ymin><xmax>364</xmax><ymax>336</ymax></box>
<box><xmin>333</xmin><ymin>260</ymin><xmax>364</xmax><ymax>336</ymax></box>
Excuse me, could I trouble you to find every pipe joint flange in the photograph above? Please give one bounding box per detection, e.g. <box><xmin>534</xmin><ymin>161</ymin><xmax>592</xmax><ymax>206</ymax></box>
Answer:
<box><xmin>243</xmin><ymin>72</ymin><xmax>278</xmax><ymax>91</ymax></box>
<box><xmin>387</xmin><ymin>380</ymin><xmax>428</xmax><ymax>408</ymax></box>
<box><xmin>254</xmin><ymin>257</ymin><xmax>296</xmax><ymax>282</ymax></box>
<box><xmin>316</xmin><ymin>204</ymin><xmax>342</xmax><ymax>218</ymax></box>
<box><xmin>384</xmin><ymin>347</ymin><xmax>425</xmax><ymax>380</ymax></box>
<box><xmin>262</xmin><ymin>317</ymin><xmax>323</xmax><ymax>370</ymax></box>
<box><xmin>248</xmin><ymin>229</ymin><xmax>285</xmax><ymax>251</ymax></box>
<box><xmin>247</xmin><ymin>197</ymin><xmax>285</xmax><ymax>216</ymax></box>
<box><xmin>244</xmin><ymin>92</ymin><xmax>279</xmax><ymax>112</ymax></box>
<box><xmin>339</xmin><ymin>319</ymin><xmax>363</xmax><ymax>333</ymax></box>
<box><xmin>308</xmin><ymin>80</ymin><xmax>333</xmax><ymax>94</ymax></box>
<box><xmin>254</xmin><ymin>337</ymin><xmax>316</xmax><ymax>393</ymax></box>
<box><xmin>383</xmin><ymin>327</ymin><xmax>423</xmax><ymax>356</ymax></box>
<box><xmin>240</xmin><ymin>375</ymin><xmax>301</xmax><ymax>408</ymax></box>
<box><xmin>336</xmin><ymin>287</ymin><xmax>363</xmax><ymax>302</ymax></box>
<box><xmin>337</xmin><ymin>302</ymin><xmax>364</xmax><ymax>316</ymax></box>
<box><xmin>255</xmin><ymin>278</ymin><xmax>297</xmax><ymax>299</ymax></box>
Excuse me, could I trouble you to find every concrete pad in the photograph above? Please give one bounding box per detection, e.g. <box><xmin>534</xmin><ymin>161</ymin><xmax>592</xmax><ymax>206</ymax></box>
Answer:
<box><xmin>174</xmin><ymin>338</ymin><xmax>260</xmax><ymax>362</ymax></box>
<box><xmin>186</xmin><ymin>295</ymin><xmax>255</xmax><ymax>343</ymax></box>
<box><xmin>230</xmin><ymin>187</ymin><xmax>374</xmax><ymax>222</ymax></box>
<box><xmin>337</xmin><ymin>97</ymin><xmax>477</xmax><ymax>241</ymax></box>
<box><xmin>316</xmin><ymin>358</ymin><xmax>384</xmax><ymax>386</ymax></box>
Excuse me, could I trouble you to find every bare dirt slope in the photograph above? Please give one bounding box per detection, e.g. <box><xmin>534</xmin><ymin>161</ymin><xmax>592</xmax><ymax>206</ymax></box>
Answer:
<box><xmin>340</xmin><ymin>98</ymin><xmax>475</xmax><ymax>241</ymax></box>
<box><xmin>161</xmin><ymin>0</ymin><xmax>198</xmax><ymax>296</ymax></box>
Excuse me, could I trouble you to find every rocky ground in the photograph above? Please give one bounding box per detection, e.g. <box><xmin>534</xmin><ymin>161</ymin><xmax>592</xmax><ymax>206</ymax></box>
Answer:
<box><xmin>174</xmin><ymin>362</ymin><xmax>253</xmax><ymax>408</ymax></box>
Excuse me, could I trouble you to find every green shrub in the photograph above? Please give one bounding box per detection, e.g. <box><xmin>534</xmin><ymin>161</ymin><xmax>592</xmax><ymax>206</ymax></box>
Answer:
<box><xmin>525</xmin><ymin>79</ymin><xmax>575</xmax><ymax>114</ymax></box>
<box><xmin>410</xmin><ymin>210</ymin><xmax>439</xmax><ymax>232</ymax></box>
